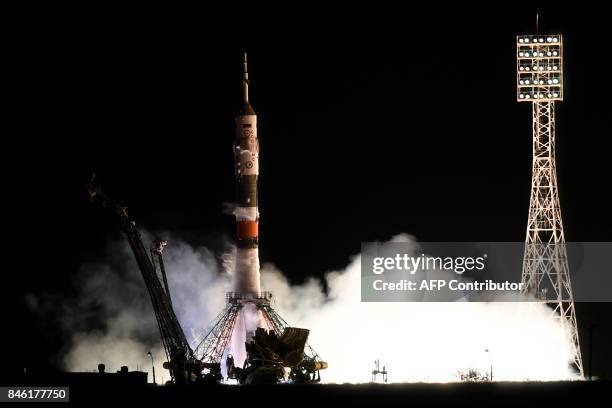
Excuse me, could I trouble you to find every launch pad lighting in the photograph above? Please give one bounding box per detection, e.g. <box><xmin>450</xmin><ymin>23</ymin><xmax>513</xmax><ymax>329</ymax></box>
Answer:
<box><xmin>516</xmin><ymin>35</ymin><xmax>563</xmax><ymax>102</ymax></box>
<box><xmin>517</xmin><ymin>33</ymin><xmax>583</xmax><ymax>377</ymax></box>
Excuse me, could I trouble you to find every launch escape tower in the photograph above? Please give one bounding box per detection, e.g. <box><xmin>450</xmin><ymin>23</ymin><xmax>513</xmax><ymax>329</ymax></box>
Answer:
<box><xmin>516</xmin><ymin>34</ymin><xmax>583</xmax><ymax>376</ymax></box>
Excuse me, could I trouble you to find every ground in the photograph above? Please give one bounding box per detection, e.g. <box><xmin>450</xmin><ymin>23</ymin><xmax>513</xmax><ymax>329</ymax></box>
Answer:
<box><xmin>5</xmin><ymin>378</ymin><xmax>611</xmax><ymax>405</ymax></box>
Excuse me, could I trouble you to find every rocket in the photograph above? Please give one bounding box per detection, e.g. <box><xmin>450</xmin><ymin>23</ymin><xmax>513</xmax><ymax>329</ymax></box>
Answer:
<box><xmin>233</xmin><ymin>52</ymin><xmax>261</xmax><ymax>296</ymax></box>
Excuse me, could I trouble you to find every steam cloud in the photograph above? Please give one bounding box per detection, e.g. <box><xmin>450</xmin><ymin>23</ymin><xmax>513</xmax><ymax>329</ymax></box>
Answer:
<box><xmin>28</xmin><ymin>233</ymin><xmax>579</xmax><ymax>383</ymax></box>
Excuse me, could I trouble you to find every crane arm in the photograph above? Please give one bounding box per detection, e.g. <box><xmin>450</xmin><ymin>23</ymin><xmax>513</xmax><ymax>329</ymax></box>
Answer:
<box><xmin>87</xmin><ymin>174</ymin><xmax>200</xmax><ymax>383</ymax></box>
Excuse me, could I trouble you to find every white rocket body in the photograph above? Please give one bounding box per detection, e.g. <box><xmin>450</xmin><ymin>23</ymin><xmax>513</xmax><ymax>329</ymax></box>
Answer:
<box><xmin>233</xmin><ymin>53</ymin><xmax>261</xmax><ymax>296</ymax></box>
<box><xmin>229</xmin><ymin>54</ymin><xmax>264</xmax><ymax>366</ymax></box>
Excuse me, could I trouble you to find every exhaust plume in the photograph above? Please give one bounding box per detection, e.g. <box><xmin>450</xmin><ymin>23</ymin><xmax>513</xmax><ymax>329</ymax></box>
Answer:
<box><xmin>28</xmin><ymin>233</ymin><xmax>578</xmax><ymax>383</ymax></box>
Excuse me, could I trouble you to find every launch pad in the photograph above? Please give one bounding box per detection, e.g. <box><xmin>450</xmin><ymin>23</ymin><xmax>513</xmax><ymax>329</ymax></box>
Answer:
<box><xmin>88</xmin><ymin>175</ymin><xmax>327</xmax><ymax>385</ymax></box>
<box><xmin>194</xmin><ymin>292</ymin><xmax>326</xmax><ymax>384</ymax></box>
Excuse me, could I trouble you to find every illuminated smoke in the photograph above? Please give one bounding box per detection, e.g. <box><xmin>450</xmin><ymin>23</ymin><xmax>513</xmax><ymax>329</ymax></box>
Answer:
<box><xmin>261</xmin><ymin>235</ymin><xmax>578</xmax><ymax>382</ymax></box>
<box><xmin>31</xmin><ymin>233</ymin><xmax>578</xmax><ymax>383</ymax></box>
<box><xmin>229</xmin><ymin>304</ymin><xmax>262</xmax><ymax>368</ymax></box>
<box><xmin>26</xmin><ymin>233</ymin><xmax>229</xmax><ymax>383</ymax></box>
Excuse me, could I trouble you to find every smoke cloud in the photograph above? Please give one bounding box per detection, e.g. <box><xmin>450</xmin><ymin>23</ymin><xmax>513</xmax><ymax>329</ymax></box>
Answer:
<box><xmin>263</xmin><ymin>234</ymin><xmax>578</xmax><ymax>382</ymax></box>
<box><xmin>29</xmin><ymin>233</ymin><xmax>579</xmax><ymax>383</ymax></box>
<box><xmin>27</xmin><ymin>233</ymin><xmax>230</xmax><ymax>383</ymax></box>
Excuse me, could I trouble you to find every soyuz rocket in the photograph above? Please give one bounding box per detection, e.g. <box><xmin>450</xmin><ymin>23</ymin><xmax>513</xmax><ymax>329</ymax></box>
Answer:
<box><xmin>233</xmin><ymin>53</ymin><xmax>261</xmax><ymax>296</ymax></box>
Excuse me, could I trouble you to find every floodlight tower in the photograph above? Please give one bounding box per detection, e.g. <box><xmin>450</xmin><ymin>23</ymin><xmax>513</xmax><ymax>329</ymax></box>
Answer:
<box><xmin>516</xmin><ymin>34</ymin><xmax>583</xmax><ymax>377</ymax></box>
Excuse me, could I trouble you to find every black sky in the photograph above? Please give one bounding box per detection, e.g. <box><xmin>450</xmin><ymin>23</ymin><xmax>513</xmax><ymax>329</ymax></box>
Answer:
<box><xmin>3</xmin><ymin>5</ymin><xmax>611</xmax><ymax>379</ymax></box>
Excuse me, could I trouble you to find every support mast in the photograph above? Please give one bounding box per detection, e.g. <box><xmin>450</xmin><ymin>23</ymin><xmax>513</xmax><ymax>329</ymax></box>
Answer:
<box><xmin>516</xmin><ymin>34</ymin><xmax>583</xmax><ymax>377</ymax></box>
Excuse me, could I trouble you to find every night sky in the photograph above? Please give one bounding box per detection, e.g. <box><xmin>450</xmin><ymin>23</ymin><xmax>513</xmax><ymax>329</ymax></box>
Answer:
<box><xmin>3</xmin><ymin>5</ymin><xmax>611</xmax><ymax>379</ymax></box>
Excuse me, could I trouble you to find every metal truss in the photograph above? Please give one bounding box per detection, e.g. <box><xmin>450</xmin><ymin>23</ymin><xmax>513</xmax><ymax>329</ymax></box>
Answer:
<box><xmin>192</xmin><ymin>292</ymin><xmax>324</xmax><ymax>372</ymax></box>
<box><xmin>520</xmin><ymin>100</ymin><xmax>583</xmax><ymax>377</ymax></box>
<box><xmin>193</xmin><ymin>304</ymin><xmax>242</xmax><ymax>364</ymax></box>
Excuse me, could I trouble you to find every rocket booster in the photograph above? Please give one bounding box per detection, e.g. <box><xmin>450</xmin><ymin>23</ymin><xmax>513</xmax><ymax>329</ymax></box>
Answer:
<box><xmin>233</xmin><ymin>53</ymin><xmax>261</xmax><ymax>295</ymax></box>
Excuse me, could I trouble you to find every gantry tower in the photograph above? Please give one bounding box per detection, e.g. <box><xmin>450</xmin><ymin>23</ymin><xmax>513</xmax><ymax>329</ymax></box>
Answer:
<box><xmin>516</xmin><ymin>34</ymin><xmax>583</xmax><ymax>377</ymax></box>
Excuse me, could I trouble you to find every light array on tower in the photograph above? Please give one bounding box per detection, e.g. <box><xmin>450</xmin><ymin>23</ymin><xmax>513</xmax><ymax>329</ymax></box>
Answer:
<box><xmin>516</xmin><ymin>35</ymin><xmax>563</xmax><ymax>102</ymax></box>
